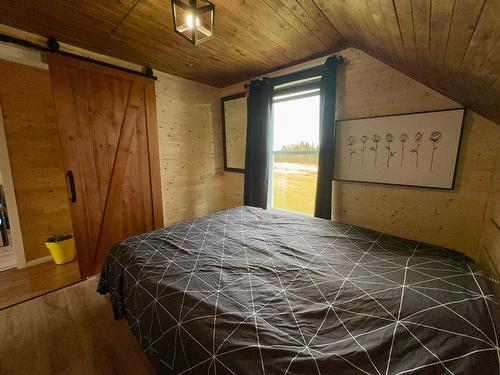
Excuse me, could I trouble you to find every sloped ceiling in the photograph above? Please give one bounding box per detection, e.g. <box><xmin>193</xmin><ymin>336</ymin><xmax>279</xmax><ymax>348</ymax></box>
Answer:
<box><xmin>0</xmin><ymin>1</ymin><xmax>499</xmax><ymax>125</ymax></box>
<box><xmin>314</xmin><ymin>0</ymin><xmax>500</xmax><ymax>126</ymax></box>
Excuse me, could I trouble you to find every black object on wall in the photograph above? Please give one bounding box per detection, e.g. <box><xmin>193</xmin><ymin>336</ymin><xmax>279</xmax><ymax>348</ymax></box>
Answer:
<box><xmin>314</xmin><ymin>55</ymin><xmax>344</xmax><ymax>219</ymax></box>
<box><xmin>243</xmin><ymin>78</ymin><xmax>274</xmax><ymax>208</ymax></box>
<box><xmin>0</xmin><ymin>185</ymin><xmax>9</xmax><ymax>246</ymax></box>
<box><xmin>0</xmin><ymin>33</ymin><xmax>157</xmax><ymax>81</ymax></box>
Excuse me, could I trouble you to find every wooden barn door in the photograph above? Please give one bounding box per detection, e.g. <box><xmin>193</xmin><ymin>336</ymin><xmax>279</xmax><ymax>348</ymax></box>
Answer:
<box><xmin>48</xmin><ymin>55</ymin><xmax>163</xmax><ymax>277</ymax></box>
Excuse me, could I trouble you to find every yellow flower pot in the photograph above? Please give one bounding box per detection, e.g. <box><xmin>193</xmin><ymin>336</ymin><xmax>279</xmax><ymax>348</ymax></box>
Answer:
<box><xmin>44</xmin><ymin>237</ymin><xmax>76</xmax><ymax>265</ymax></box>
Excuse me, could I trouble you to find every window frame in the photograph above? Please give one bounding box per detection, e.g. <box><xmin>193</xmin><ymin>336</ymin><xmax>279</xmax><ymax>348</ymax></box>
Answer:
<box><xmin>267</xmin><ymin>86</ymin><xmax>321</xmax><ymax>215</ymax></box>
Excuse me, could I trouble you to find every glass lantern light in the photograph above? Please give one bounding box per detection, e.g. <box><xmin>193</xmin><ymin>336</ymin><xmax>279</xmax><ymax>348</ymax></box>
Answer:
<box><xmin>171</xmin><ymin>0</ymin><xmax>215</xmax><ymax>45</ymax></box>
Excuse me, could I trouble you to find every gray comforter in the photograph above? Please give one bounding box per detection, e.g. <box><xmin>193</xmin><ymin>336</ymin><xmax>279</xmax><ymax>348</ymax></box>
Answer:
<box><xmin>98</xmin><ymin>206</ymin><xmax>499</xmax><ymax>374</ymax></box>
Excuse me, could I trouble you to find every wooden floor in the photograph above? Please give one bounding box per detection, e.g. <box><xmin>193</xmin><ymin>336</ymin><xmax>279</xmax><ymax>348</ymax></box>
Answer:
<box><xmin>0</xmin><ymin>245</ymin><xmax>16</xmax><ymax>272</ymax></box>
<box><xmin>0</xmin><ymin>277</ymin><xmax>155</xmax><ymax>374</ymax></box>
<box><xmin>0</xmin><ymin>259</ymin><xmax>81</xmax><ymax>310</ymax></box>
<box><xmin>0</xmin><ymin>230</ymin><xmax>16</xmax><ymax>271</ymax></box>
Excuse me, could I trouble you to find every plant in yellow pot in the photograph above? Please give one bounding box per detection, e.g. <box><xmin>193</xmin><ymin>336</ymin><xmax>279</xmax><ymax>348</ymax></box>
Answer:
<box><xmin>44</xmin><ymin>233</ymin><xmax>76</xmax><ymax>265</ymax></box>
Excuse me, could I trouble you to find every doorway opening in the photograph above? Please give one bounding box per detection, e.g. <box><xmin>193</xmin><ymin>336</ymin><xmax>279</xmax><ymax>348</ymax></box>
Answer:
<box><xmin>268</xmin><ymin>82</ymin><xmax>321</xmax><ymax>216</ymax></box>
<box><xmin>0</xmin><ymin>60</ymin><xmax>82</xmax><ymax>310</ymax></box>
<box><xmin>0</xmin><ymin>106</ymin><xmax>22</xmax><ymax>272</ymax></box>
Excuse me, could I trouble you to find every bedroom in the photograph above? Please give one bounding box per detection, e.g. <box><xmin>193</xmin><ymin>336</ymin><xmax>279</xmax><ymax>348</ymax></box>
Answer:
<box><xmin>0</xmin><ymin>1</ymin><xmax>498</xmax><ymax>374</ymax></box>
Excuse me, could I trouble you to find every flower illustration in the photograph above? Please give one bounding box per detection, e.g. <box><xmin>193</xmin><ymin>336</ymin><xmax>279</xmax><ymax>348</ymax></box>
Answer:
<box><xmin>430</xmin><ymin>131</ymin><xmax>442</xmax><ymax>143</ymax></box>
<box><xmin>410</xmin><ymin>131</ymin><xmax>423</xmax><ymax>167</ymax></box>
<box><xmin>346</xmin><ymin>136</ymin><xmax>357</xmax><ymax>168</ymax></box>
<box><xmin>369</xmin><ymin>134</ymin><xmax>381</xmax><ymax>166</ymax></box>
<box><xmin>385</xmin><ymin>133</ymin><xmax>396</xmax><ymax>168</ymax></box>
<box><xmin>429</xmin><ymin>131</ymin><xmax>442</xmax><ymax>172</ymax></box>
<box><xmin>399</xmin><ymin>133</ymin><xmax>409</xmax><ymax>167</ymax></box>
<box><xmin>359</xmin><ymin>135</ymin><xmax>368</xmax><ymax>168</ymax></box>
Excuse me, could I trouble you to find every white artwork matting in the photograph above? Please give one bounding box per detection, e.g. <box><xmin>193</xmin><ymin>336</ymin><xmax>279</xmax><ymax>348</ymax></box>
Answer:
<box><xmin>333</xmin><ymin>109</ymin><xmax>465</xmax><ymax>189</ymax></box>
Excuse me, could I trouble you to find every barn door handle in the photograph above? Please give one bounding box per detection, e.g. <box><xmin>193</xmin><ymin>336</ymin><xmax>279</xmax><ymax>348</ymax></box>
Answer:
<box><xmin>66</xmin><ymin>170</ymin><xmax>77</xmax><ymax>203</ymax></box>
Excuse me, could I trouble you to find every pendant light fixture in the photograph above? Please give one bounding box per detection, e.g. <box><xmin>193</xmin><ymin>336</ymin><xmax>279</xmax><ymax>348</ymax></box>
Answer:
<box><xmin>171</xmin><ymin>0</ymin><xmax>215</xmax><ymax>45</ymax></box>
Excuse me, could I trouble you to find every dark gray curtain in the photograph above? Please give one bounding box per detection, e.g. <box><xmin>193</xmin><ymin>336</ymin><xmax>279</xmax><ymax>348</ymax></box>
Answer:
<box><xmin>244</xmin><ymin>78</ymin><xmax>274</xmax><ymax>208</ymax></box>
<box><xmin>314</xmin><ymin>55</ymin><xmax>343</xmax><ymax>219</ymax></box>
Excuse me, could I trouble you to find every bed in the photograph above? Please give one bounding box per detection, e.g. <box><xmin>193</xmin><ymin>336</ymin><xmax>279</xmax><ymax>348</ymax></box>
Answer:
<box><xmin>98</xmin><ymin>206</ymin><xmax>499</xmax><ymax>374</ymax></box>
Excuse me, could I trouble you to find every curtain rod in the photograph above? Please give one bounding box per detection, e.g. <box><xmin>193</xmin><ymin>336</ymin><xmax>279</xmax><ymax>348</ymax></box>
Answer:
<box><xmin>243</xmin><ymin>65</ymin><xmax>322</xmax><ymax>89</ymax></box>
<box><xmin>243</xmin><ymin>55</ymin><xmax>344</xmax><ymax>90</ymax></box>
<box><xmin>0</xmin><ymin>33</ymin><xmax>157</xmax><ymax>81</ymax></box>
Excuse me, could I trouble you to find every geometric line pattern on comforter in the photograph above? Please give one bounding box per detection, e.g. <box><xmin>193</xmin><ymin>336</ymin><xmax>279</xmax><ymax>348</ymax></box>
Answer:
<box><xmin>98</xmin><ymin>206</ymin><xmax>500</xmax><ymax>374</ymax></box>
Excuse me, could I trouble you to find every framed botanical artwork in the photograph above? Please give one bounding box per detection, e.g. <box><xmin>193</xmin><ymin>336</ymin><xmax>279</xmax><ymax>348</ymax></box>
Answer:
<box><xmin>333</xmin><ymin>108</ymin><xmax>465</xmax><ymax>189</ymax></box>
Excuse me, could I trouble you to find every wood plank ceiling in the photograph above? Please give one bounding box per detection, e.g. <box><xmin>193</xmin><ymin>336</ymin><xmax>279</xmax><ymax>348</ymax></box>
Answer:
<box><xmin>0</xmin><ymin>1</ymin><xmax>499</xmax><ymax>125</ymax></box>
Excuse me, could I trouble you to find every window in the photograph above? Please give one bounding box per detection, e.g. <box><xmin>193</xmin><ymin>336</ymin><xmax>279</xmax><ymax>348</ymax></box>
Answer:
<box><xmin>268</xmin><ymin>80</ymin><xmax>321</xmax><ymax>216</ymax></box>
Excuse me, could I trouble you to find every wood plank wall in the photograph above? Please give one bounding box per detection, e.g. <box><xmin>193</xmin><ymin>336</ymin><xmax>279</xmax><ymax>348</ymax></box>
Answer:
<box><xmin>224</xmin><ymin>96</ymin><xmax>247</xmax><ymax>170</ymax></box>
<box><xmin>221</xmin><ymin>48</ymin><xmax>500</xmax><ymax>268</ymax></box>
<box><xmin>0</xmin><ymin>48</ymin><xmax>226</xmax><ymax>262</ymax></box>
<box><xmin>155</xmin><ymin>71</ymin><xmax>225</xmax><ymax>225</ymax></box>
<box><xmin>478</xmin><ymin>136</ymin><xmax>500</xmax><ymax>279</ymax></box>
<box><xmin>331</xmin><ymin>49</ymin><xmax>499</xmax><ymax>263</ymax></box>
<box><xmin>0</xmin><ymin>59</ymin><xmax>73</xmax><ymax>261</ymax></box>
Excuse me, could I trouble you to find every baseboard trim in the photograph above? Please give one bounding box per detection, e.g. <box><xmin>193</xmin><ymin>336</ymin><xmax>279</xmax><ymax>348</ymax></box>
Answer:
<box><xmin>26</xmin><ymin>255</ymin><xmax>53</xmax><ymax>267</ymax></box>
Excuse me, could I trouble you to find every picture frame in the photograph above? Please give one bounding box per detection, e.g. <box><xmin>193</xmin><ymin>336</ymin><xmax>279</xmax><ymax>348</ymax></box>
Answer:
<box><xmin>333</xmin><ymin>108</ymin><xmax>465</xmax><ymax>189</ymax></box>
<box><xmin>221</xmin><ymin>92</ymin><xmax>247</xmax><ymax>173</ymax></box>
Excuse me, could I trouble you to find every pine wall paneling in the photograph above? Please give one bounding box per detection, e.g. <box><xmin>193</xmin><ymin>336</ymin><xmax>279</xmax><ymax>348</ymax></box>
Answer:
<box><xmin>223</xmin><ymin>172</ymin><xmax>244</xmax><ymax>210</ymax></box>
<box><xmin>0</xmin><ymin>59</ymin><xmax>73</xmax><ymax>261</ymax></box>
<box><xmin>223</xmin><ymin>95</ymin><xmax>247</xmax><ymax>170</ymax></box>
<box><xmin>478</xmin><ymin>134</ymin><xmax>500</xmax><ymax>279</ymax></box>
<box><xmin>2</xmin><ymin>1</ymin><xmax>500</xmax><ymax>128</ymax></box>
<box><xmin>155</xmin><ymin>71</ymin><xmax>225</xmax><ymax>226</ymax></box>
<box><xmin>220</xmin><ymin>48</ymin><xmax>500</xmax><ymax>269</ymax></box>
<box><xmin>0</xmin><ymin>40</ymin><xmax>226</xmax><ymax>262</ymax></box>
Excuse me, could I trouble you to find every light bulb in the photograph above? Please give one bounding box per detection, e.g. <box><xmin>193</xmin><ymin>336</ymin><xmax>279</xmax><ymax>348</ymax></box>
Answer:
<box><xmin>185</xmin><ymin>14</ymin><xmax>200</xmax><ymax>29</ymax></box>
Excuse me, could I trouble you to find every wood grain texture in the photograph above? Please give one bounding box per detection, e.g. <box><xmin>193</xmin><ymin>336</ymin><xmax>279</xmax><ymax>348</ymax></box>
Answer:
<box><xmin>223</xmin><ymin>172</ymin><xmax>244</xmax><ymax>210</ymax></box>
<box><xmin>0</xmin><ymin>59</ymin><xmax>73</xmax><ymax>261</ymax></box>
<box><xmin>0</xmin><ymin>0</ymin><xmax>344</xmax><ymax>87</ymax></box>
<box><xmin>221</xmin><ymin>47</ymin><xmax>500</xmax><ymax>266</ymax></box>
<box><xmin>144</xmin><ymin>80</ymin><xmax>164</xmax><ymax>229</ymax></box>
<box><xmin>330</xmin><ymin>49</ymin><xmax>499</xmax><ymax>263</ymax></box>
<box><xmin>155</xmin><ymin>71</ymin><xmax>225</xmax><ymax>225</ymax></box>
<box><xmin>48</xmin><ymin>54</ymin><xmax>163</xmax><ymax>277</ymax></box>
<box><xmin>478</xmin><ymin>129</ymin><xmax>500</xmax><ymax>279</ymax></box>
<box><xmin>0</xmin><ymin>1</ymin><xmax>499</xmax><ymax>126</ymax></box>
<box><xmin>0</xmin><ymin>259</ymin><xmax>80</xmax><ymax>310</ymax></box>
<box><xmin>312</xmin><ymin>0</ymin><xmax>500</xmax><ymax>126</ymax></box>
<box><xmin>0</xmin><ymin>242</ymin><xmax>16</xmax><ymax>272</ymax></box>
<box><xmin>224</xmin><ymin>96</ymin><xmax>247</xmax><ymax>170</ymax></box>
<box><xmin>0</xmin><ymin>103</ymin><xmax>25</xmax><ymax>268</ymax></box>
<box><xmin>0</xmin><ymin>277</ymin><xmax>154</xmax><ymax>374</ymax></box>
<box><xmin>0</xmin><ymin>46</ymin><xmax>222</xmax><ymax>263</ymax></box>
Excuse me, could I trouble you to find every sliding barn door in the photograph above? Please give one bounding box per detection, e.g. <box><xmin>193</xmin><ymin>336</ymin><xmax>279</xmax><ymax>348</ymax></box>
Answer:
<box><xmin>48</xmin><ymin>54</ymin><xmax>163</xmax><ymax>277</ymax></box>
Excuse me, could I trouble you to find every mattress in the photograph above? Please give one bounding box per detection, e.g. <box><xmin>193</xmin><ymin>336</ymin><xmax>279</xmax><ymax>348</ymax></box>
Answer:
<box><xmin>98</xmin><ymin>206</ymin><xmax>499</xmax><ymax>374</ymax></box>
